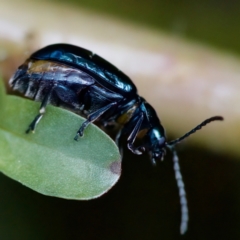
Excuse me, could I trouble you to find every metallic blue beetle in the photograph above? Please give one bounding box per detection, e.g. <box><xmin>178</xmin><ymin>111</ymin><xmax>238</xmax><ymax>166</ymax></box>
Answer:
<box><xmin>9</xmin><ymin>44</ymin><xmax>223</xmax><ymax>234</ymax></box>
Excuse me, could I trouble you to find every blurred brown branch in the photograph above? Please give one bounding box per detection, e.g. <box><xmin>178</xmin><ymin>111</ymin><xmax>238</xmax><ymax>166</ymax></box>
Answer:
<box><xmin>0</xmin><ymin>0</ymin><xmax>239</xmax><ymax>157</ymax></box>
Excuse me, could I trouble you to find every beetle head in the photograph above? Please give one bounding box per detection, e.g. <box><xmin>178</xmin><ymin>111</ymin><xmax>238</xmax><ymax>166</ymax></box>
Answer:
<box><xmin>146</xmin><ymin>127</ymin><xmax>167</xmax><ymax>165</ymax></box>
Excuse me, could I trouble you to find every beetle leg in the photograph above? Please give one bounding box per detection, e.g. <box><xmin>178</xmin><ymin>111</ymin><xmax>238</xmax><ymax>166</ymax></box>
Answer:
<box><xmin>127</xmin><ymin>113</ymin><xmax>145</xmax><ymax>155</ymax></box>
<box><xmin>74</xmin><ymin>102</ymin><xmax>117</xmax><ymax>140</ymax></box>
<box><xmin>26</xmin><ymin>84</ymin><xmax>88</xmax><ymax>133</ymax></box>
<box><xmin>26</xmin><ymin>90</ymin><xmax>51</xmax><ymax>133</ymax></box>
<box><xmin>53</xmin><ymin>85</ymin><xmax>84</xmax><ymax>110</ymax></box>
<box><xmin>115</xmin><ymin>128</ymin><xmax>124</xmax><ymax>158</ymax></box>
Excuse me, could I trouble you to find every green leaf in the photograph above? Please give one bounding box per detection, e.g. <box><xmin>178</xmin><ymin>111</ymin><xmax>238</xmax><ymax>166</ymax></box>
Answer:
<box><xmin>0</xmin><ymin>79</ymin><xmax>121</xmax><ymax>199</ymax></box>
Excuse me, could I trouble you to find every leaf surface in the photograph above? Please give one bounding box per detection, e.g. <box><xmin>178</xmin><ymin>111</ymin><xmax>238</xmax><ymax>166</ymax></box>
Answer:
<box><xmin>0</xmin><ymin>80</ymin><xmax>121</xmax><ymax>199</ymax></box>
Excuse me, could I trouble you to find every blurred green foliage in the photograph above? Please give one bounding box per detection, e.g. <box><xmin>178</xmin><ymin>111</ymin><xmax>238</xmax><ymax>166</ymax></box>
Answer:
<box><xmin>56</xmin><ymin>0</ymin><xmax>240</xmax><ymax>54</ymax></box>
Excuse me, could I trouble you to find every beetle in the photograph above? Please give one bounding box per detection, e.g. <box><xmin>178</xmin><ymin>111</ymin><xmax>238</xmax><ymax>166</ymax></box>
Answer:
<box><xmin>9</xmin><ymin>43</ymin><xmax>223</xmax><ymax>234</ymax></box>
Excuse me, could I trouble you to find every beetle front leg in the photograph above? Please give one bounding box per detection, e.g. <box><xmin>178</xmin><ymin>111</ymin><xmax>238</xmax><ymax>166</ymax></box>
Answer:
<box><xmin>127</xmin><ymin>113</ymin><xmax>145</xmax><ymax>155</ymax></box>
<box><xmin>74</xmin><ymin>102</ymin><xmax>117</xmax><ymax>140</ymax></box>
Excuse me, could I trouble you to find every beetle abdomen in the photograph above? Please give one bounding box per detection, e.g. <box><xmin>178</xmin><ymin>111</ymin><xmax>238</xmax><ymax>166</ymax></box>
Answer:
<box><xmin>9</xmin><ymin>59</ymin><xmax>95</xmax><ymax>101</ymax></box>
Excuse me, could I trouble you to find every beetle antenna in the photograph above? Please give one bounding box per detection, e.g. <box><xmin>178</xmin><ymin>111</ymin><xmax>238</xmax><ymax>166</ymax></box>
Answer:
<box><xmin>166</xmin><ymin>116</ymin><xmax>223</xmax><ymax>147</ymax></box>
<box><xmin>169</xmin><ymin>147</ymin><xmax>189</xmax><ymax>235</ymax></box>
<box><xmin>166</xmin><ymin>115</ymin><xmax>223</xmax><ymax>234</ymax></box>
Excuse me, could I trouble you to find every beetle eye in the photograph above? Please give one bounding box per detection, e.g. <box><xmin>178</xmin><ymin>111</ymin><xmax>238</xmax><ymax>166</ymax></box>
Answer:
<box><xmin>158</xmin><ymin>136</ymin><xmax>166</xmax><ymax>146</ymax></box>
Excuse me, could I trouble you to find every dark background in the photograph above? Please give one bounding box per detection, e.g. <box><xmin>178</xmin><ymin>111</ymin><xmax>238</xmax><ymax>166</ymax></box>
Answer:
<box><xmin>1</xmin><ymin>148</ymin><xmax>239</xmax><ymax>240</ymax></box>
<box><xmin>1</xmin><ymin>0</ymin><xmax>240</xmax><ymax>239</ymax></box>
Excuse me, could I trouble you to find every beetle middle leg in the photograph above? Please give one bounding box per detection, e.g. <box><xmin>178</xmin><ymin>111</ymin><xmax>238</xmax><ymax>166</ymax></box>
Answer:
<box><xmin>74</xmin><ymin>102</ymin><xmax>117</xmax><ymax>140</ymax></box>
